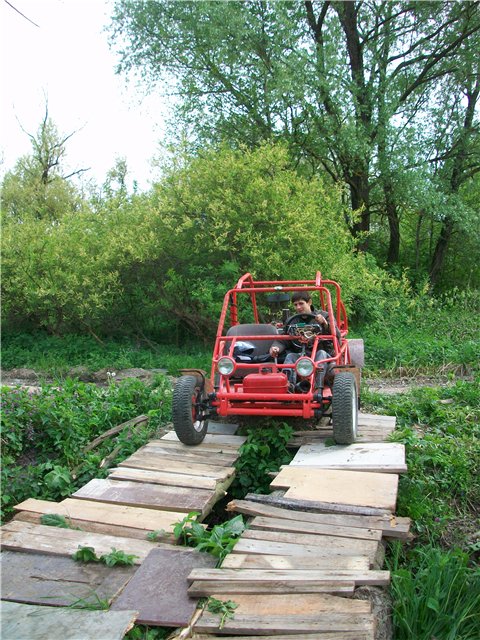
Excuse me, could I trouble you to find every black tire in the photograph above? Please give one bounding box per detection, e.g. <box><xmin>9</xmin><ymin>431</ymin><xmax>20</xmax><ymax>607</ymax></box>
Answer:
<box><xmin>332</xmin><ymin>372</ymin><xmax>358</xmax><ymax>444</ymax></box>
<box><xmin>173</xmin><ymin>375</ymin><xmax>208</xmax><ymax>445</ymax></box>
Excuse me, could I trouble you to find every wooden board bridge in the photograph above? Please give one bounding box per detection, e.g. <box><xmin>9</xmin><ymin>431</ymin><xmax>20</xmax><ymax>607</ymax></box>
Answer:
<box><xmin>1</xmin><ymin>413</ymin><xmax>410</xmax><ymax>639</ymax></box>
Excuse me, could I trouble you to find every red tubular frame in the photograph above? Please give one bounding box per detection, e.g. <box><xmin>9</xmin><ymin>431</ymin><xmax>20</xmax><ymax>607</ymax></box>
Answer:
<box><xmin>210</xmin><ymin>274</ymin><xmax>350</xmax><ymax>419</ymax></box>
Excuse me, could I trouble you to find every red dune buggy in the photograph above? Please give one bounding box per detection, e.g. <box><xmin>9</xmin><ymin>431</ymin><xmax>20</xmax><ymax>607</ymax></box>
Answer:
<box><xmin>173</xmin><ymin>273</ymin><xmax>364</xmax><ymax>445</ymax></box>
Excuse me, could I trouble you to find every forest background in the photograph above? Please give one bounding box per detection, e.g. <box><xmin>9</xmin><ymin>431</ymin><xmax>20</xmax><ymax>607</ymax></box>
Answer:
<box><xmin>1</xmin><ymin>3</ymin><xmax>480</xmax><ymax>639</ymax></box>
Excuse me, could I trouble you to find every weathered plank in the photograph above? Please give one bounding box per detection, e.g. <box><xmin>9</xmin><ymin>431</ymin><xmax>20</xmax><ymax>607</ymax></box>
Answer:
<box><xmin>191</xmin><ymin>634</ymin><xmax>374</xmax><ymax>640</ymax></box>
<box><xmin>189</xmin><ymin>579</ymin><xmax>355</xmax><ymax>596</ymax></box>
<box><xmin>108</xmin><ymin>467</ymin><xmax>218</xmax><ymax>490</ymax></box>
<box><xmin>221</xmin><ymin>553</ymin><xmax>370</xmax><ymax>571</ymax></box>
<box><xmin>206</xmin><ymin>592</ymin><xmax>371</xmax><ymax>614</ymax></box>
<box><xmin>148</xmin><ymin>438</ymin><xmax>242</xmax><ymax>454</ymax></box>
<box><xmin>140</xmin><ymin>441</ymin><xmax>239</xmax><ymax>461</ymax></box>
<box><xmin>12</xmin><ymin>510</ymin><xmax>175</xmax><ymax>542</ymax></box>
<box><xmin>161</xmin><ymin>431</ymin><xmax>246</xmax><ymax>447</ymax></box>
<box><xmin>207</xmin><ymin>421</ymin><xmax>240</xmax><ymax>434</ymax></box>
<box><xmin>0</xmin><ymin>601</ymin><xmax>138</xmax><ymax>640</ymax></box>
<box><xmin>271</xmin><ymin>468</ymin><xmax>399</xmax><ymax>511</ymax></box>
<box><xmin>72</xmin><ymin>478</ymin><xmax>218</xmax><ymax>516</ymax></box>
<box><xmin>1</xmin><ymin>551</ymin><xmax>135</xmax><ymax>607</ymax></box>
<box><xmin>290</xmin><ymin>442</ymin><xmax>406</xmax><ymax>473</ymax></box>
<box><xmin>240</xmin><ymin>529</ymin><xmax>380</xmax><ymax>564</ymax></box>
<box><xmin>1</xmin><ymin>520</ymin><xmax>162</xmax><ymax>563</ymax></box>
<box><xmin>118</xmin><ymin>454</ymin><xmax>235</xmax><ymax>480</ymax></box>
<box><xmin>14</xmin><ymin>498</ymin><xmax>187</xmax><ymax>534</ymax></box>
<box><xmin>188</xmin><ymin>567</ymin><xmax>389</xmax><ymax>587</ymax></box>
<box><xmin>111</xmin><ymin>548</ymin><xmax>216</xmax><ymax>627</ymax></box>
<box><xmin>227</xmin><ymin>499</ymin><xmax>412</xmax><ymax>539</ymax></box>
<box><xmin>249</xmin><ymin>515</ymin><xmax>383</xmax><ymax>541</ymax></box>
<box><xmin>195</xmin><ymin>611</ymin><xmax>375</xmax><ymax>635</ymax></box>
<box><xmin>243</xmin><ymin>492</ymin><xmax>393</xmax><ymax>516</ymax></box>
<box><xmin>136</xmin><ymin>448</ymin><xmax>237</xmax><ymax>467</ymax></box>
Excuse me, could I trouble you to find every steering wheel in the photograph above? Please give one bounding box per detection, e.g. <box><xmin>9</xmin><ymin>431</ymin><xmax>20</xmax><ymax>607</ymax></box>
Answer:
<box><xmin>284</xmin><ymin>313</ymin><xmax>322</xmax><ymax>350</ymax></box>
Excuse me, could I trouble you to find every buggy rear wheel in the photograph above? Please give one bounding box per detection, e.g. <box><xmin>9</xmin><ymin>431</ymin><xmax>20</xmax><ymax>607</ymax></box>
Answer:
<box><xmin>173</xmin><ymin>375</ymin><xmax>208</xmax><ymax>445</ymax></box>
<box><xmin>332</xmin><ymin>372</ymin><xmax>358</xmax><ymax>444</ymax></box>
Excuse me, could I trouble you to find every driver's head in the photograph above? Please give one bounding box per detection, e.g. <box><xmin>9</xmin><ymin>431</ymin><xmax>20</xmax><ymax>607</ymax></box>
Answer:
<box><xmin>291</xmin><ymin>291</ymin><xmax>314</xmax><ymax>314</ymax></box>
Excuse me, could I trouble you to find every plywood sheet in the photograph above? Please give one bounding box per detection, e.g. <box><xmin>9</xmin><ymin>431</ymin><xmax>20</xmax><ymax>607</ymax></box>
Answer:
<box><xmin>72</xmin><ymin>478</ymin><xmax>215</xmax><ymax>515</ymax></box>
<box><xmin>1</xmin><ymin>520</ymin><xmax>161</xmax><ymax>563</ymax></box>
<box><xmin>0</xmin><ymin>601</ymin><xmax>138</xmax><ymax>640</ymax></box>
<box><xmin>272</xmin><ymin>467</ymin><xmax>399</xmax><ymax>510</ymax></box>
<box><xmin>108</xmin><ymin>467</ymin><xmax>217</xmax><ymax>490</ymax></box>
<box><xmin>1</xmin><ymin>551</ymin><xmax>134</xmax><ymax>607</ymax></box>
<box><xmin>111</xmin><ymin>547</ymin><xmax>215</xmax><ymax>627</ymax></box>
<box><xmin>290</xmin><ymin>442</ymin><xmax>406</xmax><ymax>473</ymax></box>
<box><xmin>14</xmin><ymin>498</ymin><xmax>186</xmax><ymax>534</ymax></box>
<box><xmin>118</xmin><ymin>454</ymin><xmax>234</xmax><ymax>480</ymax></box>
<box><xmin>249</xmin><ymin>516</ymin><xmax>382</xmax><ymax>541</ymax></box>
<box><xmin>221</xmin><ymin>553</ymin><xmax>369</xmax><ymax>571</ymax></box>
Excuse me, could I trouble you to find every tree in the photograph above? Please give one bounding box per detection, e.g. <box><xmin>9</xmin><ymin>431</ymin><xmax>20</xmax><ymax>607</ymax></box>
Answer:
<box><xmin>1</xmin><ymin>106</ymin><xmax>88</xmax><ymax>221</ymax></box>
<box><xmin>109</xmin><ymin>0</ymin><xmax>480</xmax><ymax>271</ymax></box>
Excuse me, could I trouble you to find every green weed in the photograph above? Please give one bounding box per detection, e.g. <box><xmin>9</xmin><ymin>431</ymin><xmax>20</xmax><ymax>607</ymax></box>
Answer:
<box><xmin>230</xmin><ymin>421</ymin><xmax>294</xmax><ymax>498</ymax></box>
<box><xmin>206</xmin><ymin>597</ymin><xmax>238</xmax><ymax>629</ymax></box>
<box><xmin>174</xmin><ymin>512</ymin><xmax>246</xmax><ymax>564</ymax></box>
<box><xmin>388</xmin><ymin>543</ymin><xmax>480</xmax><ymax>640</ymax></box>
<box><xmin>40</xmin><ymin>513</ymin><xmax>79</xmax><ymax>529</ymax></box>
<box><xmin>72</xmin><ymin>546</ymin><xmax>137</xmax><ymax>566</ymax></box>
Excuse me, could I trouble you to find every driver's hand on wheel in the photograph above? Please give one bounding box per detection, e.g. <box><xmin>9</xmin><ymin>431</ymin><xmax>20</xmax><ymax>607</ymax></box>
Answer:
<box><xmin>316</xmin><ymin>314</ymin><xmax>328</xmax><ymax>326</ymax></box>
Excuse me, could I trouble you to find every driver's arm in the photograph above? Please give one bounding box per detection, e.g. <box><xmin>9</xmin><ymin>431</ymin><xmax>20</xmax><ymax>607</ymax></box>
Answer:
<box><xmin>269</xmin><ymin>339</ymin><xmax>285</xmax><ymax>357</ymax></box>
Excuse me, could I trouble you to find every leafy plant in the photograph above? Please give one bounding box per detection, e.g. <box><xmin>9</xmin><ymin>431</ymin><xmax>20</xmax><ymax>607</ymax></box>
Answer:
<box><xmin>100</xmin><ymin>548</ymin><xmax>138</xmax><ymax>567</ymax></box>
<box><xmin>124</xmin><ymin>626</ymin><xmax>174</xmax><ymax>640</ymax></box>
<box><xmin>174</xmin><ymin>512</ymin><xmax>246</xmax><ymax>564</ymax></box>
<box><xmin>206</xmin><ymin>597</ymin><xmax>238</xmax><ymax>630</ymax></box>
<box><xmin>230</xmin><ymin>420</ymin><xmax>294</xmax><ymax>498</ymax></box>
<box><xmin>146</xmin><ymin>529</ymin><xmax>167</xmax><ymax>541</ymax></box>
<box><xmin>40</xmin><ymin>513</ymin><xmax>79</xmax><ymax>529</ymax></box>
<box><xmin>72</xmin><ymin>546</ymin><xmax>100</xmax><ymax>563</ymax></box>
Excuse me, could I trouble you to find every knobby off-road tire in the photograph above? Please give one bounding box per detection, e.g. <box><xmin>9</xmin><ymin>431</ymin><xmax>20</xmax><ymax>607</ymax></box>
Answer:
<box><xmin>173</xmin><ymin>375</ymin><xmax>208</xmax><ymax>445</ymax></box>
<box><xmin>332</xmin><ymin>372</ymin><xmax>358</xmax><ymax>444</ymax></box>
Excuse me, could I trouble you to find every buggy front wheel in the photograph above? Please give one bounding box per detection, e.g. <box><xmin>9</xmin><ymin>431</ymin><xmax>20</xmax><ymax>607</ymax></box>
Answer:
<box><xmin>332</xmin><ymin>372</ymin><xmax>358</xmax><ymax>444</ymax></box>
<box><xmin>173</xmin><ymin>375</ymin><xmax>208</xmax><ymax>445</ymax></box>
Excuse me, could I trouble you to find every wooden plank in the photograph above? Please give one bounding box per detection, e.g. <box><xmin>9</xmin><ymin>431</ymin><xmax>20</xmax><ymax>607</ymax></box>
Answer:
<box><xmin>195</xmin><ymin>612</ymin><xmax>375</xmax><ymax>635</ymax></box>
<box><xmin>188</xmin><ymin>567</ymin><xmax>389</xmax><ymax>587</ymax></box>
<box><xmin>72</xmin><ymin>478</ymin><xmax>218</xmax><ymax>516</ymax></box>
<box><xmin>192</xmin><ymin>634</ymin><xmax>374</xmax><ymax>640</ymax></box>
<box><xmin>118</xmin><ymin>454</ymin><xmax>235</xmax><ymax>480</ymax></box>
<box><xmin>148</xmin><ymin>439</ymin><xmax>242</xmax><ymax>454</ymax></box>
<box><xmin>14</xmin><ymin>498</ymin><xmax>187</xmax><ymax>534</ymax></box>
<box><xmin>12</xmin><ymin>511</ymin><xmax>175</xmax><ymax>542</ymax></box>
<box><xmin>221</xmin><ymin>553</ymin><xmax>370</xmax><ymax>571</ymax></box>
<box><xmin>1</xmin><ymin>520</ymin><xmax>163</xmax><ymax>563</ymax></box>
<box><xmin>1</xmin><ymin>551</ymin><xmax>135</xmax><ymax>607</ymax></box>
<box><xmin>189</xmin><ymin>579</ymin><xmax>355</xmax><ymax>596</ymax></box>
<box><xmin>137</xmin><ymin>447</ymin><xmax>238</xmax><ymax>467</ymax></box>
<box><xmin>140</xmin><ymin>441</ymin><xmax>239</xmax><ymax>461</ymax></box>
<box><xmin>243</xmin><ymin>492</ymin><xmax>393</xmax><ymax>516</ymax></box>
<box><xmin>108</xmin><ymin>467</ymin><xmax>218</xmax><ymax>490</ymax></box>
<box><xmin>271</xmin><ymin>468</ymin><xmax>399</xmax><ymax>511</ymax></box>
<box><xmin>161</xmin><ymin>431</ymin><xmax>246</xmax><ymax>447</ymax></box>
<box><xmin>241</xmin><ymin>529</ymin><xmax>379</xmax><ymax>563</ymax></box>
<box><xmin>227</xmin><ymin>499</ymin><xmax>412</xmax><ymax>539</ymax></box>
<box><xmin>290</xmin><ymin>442</ymin><xmax>406</xmax><ymax>473</ymax></box>
<box><xmin>207</xmin><ymin>421</ymin><xmax>240</xmax><ymax>434</ymax></box>
<box><xmin>111</xmin><ymin>548</ymin><xmax>216</xmax><ymax>627</ymax></box>
<box><xmin>249</xmin><ymin>516</ymin><xmax>383</xmax><ymax>541</ymax></box>
<box><xmin>0</xmin><ymin>601</ymin><xmax>137</xmax><ymax>640</ymax></box>
<box><xmin>206</xmin><ymin>592</ymin><xmax>371</xmax><ymax>614</ymax></box>
<box><xmin>359</xmin><ymin>413</ymin><xmax>396</xmax><ymax>428</ymax></box>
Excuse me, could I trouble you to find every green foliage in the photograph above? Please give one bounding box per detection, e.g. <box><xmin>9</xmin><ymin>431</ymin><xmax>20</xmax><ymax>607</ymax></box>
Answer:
<box><xmin>363</xmin><ymin>379</ymin><xmax>480</xmax><ymax>546</ymax></box>
<box><xmin>124</xmin><ymin>626</ymin><xmax>173</xmax><ymax>640</ymax></box>
<box><xmin>72</xmin><ymin>546</ymin><xmax>137</xmax><ymax>566</ymax></box>
<box><xmin>230</xmin><ymin>421</ymin><xmax>294</xmax><ymax>498</ymax></box>
<box><xmin>100</xmin><ymin>548</ymin><xmax>138</xmax><ymax>566</ymax></box>
<box><xmin>146</xmin><ymin>529</ymin><xmax>166</xmax><ymax>541</ymax></box>
<box><xmin>206</xmin><ymin>597</ymin><xmax>239</xmax><ymax>630</ymax></box>
<box><xmin>40</xmin><ymin>513</ymin><xmax>79</xmax><ymax>529</ymax></box>
<box><xmin>174</xmin><ymin>512</ymin><xmax>246</xmax><ymax>564</ymax></box>
<box><xmin>388</xmin><ymin>543</ymin><xmax>480</xmax><ymax>640</ymax></box>
<box><xmin>0</xmin><ymin>376</ymin><xmax>172</xmax><ymax>522</ymax></box>
<box><xmin>72</xmin><ymin>546</ymin><xmax>100</xmax><ymax>563</ymax></box>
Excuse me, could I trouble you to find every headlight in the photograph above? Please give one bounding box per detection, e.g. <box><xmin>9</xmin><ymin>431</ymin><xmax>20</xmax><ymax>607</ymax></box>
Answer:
<box><xmin>217</xmin><ymin>356</ymin><xmax>236</xmax><ymax>376</ymax></box>
<box><xmin>296</xmin><ymin>357</ymin><xmax>314</xmax><ymax>377</ymax></box>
